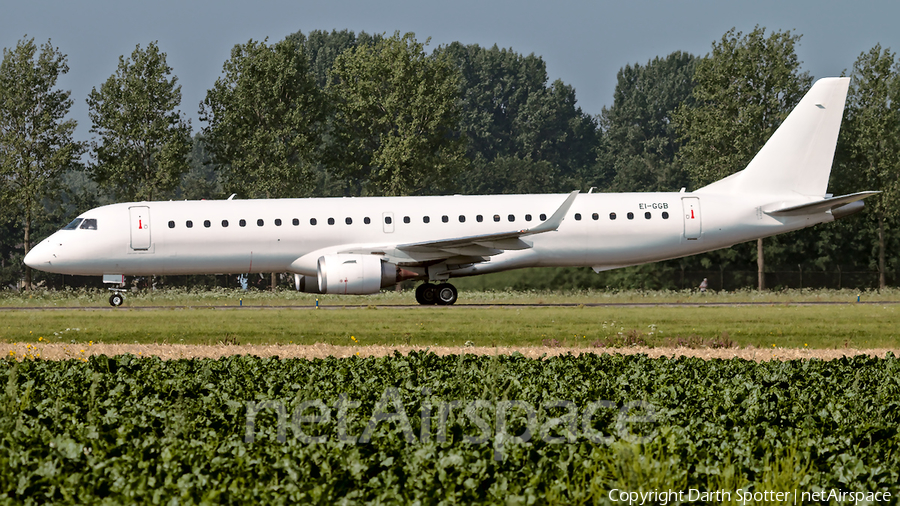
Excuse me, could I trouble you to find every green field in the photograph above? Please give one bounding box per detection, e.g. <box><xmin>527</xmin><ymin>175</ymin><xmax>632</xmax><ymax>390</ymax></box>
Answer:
<box><xmin>4</xmin><ymin>290</ymin><xmax>899</xmax><ymax>503</ymax></box>
<box><xmin>3</xmin><ymin>353</ymin><xmax>898</xmax><ymax>503</ymax></box>
<box><xmin>2</xmin><ymin>302</ymin><xmax>899</xmax><ymax>349</ymax></box>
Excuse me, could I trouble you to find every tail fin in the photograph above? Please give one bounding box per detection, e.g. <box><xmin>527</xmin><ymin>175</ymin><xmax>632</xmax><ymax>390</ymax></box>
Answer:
<box><xmin>696</xmin><ymin>77</ymin><xmax>850</xmax><ymax>196</ymax></box>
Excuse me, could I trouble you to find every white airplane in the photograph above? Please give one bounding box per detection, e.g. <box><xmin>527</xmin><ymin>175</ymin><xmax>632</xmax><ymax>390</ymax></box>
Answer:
<box><xmin>25</xmin><ymin>77</ymin><xmax>877</xmax><ymax>306</ymax></box>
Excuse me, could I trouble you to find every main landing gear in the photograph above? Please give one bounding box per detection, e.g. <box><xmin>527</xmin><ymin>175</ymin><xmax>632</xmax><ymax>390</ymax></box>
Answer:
<box><xmin>415</xmin><ymin>282</ymin><xmax>458</xmax><ymax>305</ymax></box>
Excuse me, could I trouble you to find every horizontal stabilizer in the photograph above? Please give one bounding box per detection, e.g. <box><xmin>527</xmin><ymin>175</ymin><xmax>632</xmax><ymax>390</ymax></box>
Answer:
<box><xmin>764</xmin><ymin>191</ymin><xmax>880</xmax><ymax>216</ymax></box>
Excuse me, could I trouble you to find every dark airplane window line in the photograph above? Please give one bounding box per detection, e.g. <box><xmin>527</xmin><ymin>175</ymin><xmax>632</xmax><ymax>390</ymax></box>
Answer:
<box><xmin>165</xmin><ymin>206</ymin><xmax>678</xmax><ymax>232</ymax></box>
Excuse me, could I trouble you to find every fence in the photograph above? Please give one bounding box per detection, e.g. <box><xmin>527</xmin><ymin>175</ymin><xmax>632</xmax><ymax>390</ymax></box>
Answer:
<box><xmin>677</xmin><ymin>268</ymin><xmax>896</xmax><ymax>292</ymax></box>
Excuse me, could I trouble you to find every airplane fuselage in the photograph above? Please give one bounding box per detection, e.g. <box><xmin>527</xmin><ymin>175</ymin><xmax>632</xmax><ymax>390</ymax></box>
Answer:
<box><xmin>27</xmin><ymin>191</ymin><xmax>832</xmax><ymax>279</ymax></box>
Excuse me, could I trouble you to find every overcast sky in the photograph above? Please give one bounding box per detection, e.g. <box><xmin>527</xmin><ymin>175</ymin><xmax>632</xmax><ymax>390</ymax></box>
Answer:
<box><xmin>3</xmin><ymin>0</ymin><xmax>898</xmax><ymax>144</ymax></box>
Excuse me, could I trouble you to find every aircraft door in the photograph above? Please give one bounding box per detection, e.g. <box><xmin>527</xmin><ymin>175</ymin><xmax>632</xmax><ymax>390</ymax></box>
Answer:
<box><xmin>682</xmin><ymin>197</ymin><xmax>701</xmax><ymax>240</ymax></box>
<box><xmin>129</xmin><ymin>206</ymin><xmax>152</xmax><ymax>250</ymax></box>
<box><xmin>383</xmin><ymin>212</ymin><xmax>394</xmax><ymax>233</ymax></box>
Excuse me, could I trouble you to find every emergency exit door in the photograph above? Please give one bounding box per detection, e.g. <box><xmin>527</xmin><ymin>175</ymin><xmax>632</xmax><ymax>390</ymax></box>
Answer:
<box><xmin>682</xmin><ymin>197</ymin><xmax>701</xmax><ymax>240</ymax></box>
<box><xmin>129</xmin><ymin>206</ymin><xmax>151</xmax><ymax>250</ymax></box>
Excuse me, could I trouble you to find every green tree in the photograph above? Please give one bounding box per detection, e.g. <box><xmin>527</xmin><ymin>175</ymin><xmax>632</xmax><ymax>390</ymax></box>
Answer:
<box><xmin>87</xmin><ymin>42</ymin><xmax>191</xmax><ymax>202</ymax></box>
<box><xmin>283</xmin><ymin>29</ymin><xmax>383</xmax><ymax>197</ymax></box>
<box><xmin>840</xmin><ymin>45</ymin><xmax>900</xmax><ymax>289</ymax></box>
<box><xmin>201</xmin><ymin>38</ymin><xmax>324</xmax><ymax>199</ymax></box>
<box><xmin>458</xmin><ymin>156</ymin><xmax>556</xmax><ymax>195</ymax></box>
<box><xmin>286</xmin><ymin>29</ymin><xmax>381</xmax><ymax>89</ymax></box>
<box><xmin>177</xmin><ymin>133</ymin><xmax>222</xmax><ymax>200</ymax></box>
<box><xmin>674</xmin><ymin>27</ymin><xmax>811</xmax><ymax>290</ymax></box>
<box><xmin>0</xmin><ymin>37</ymin><xmax>82</xmax><ymax>290</ymax></box>
<box><xmin>327</xmin><ymin>32</ymin><xmax>466</xmax><ymax>196</ymax></box>
<box><xmin>439</xmin><ymin>43</ymin><xmax>597</xmax><ymax>193</ymax></box>
<box><xmin>597</xmin><ymin>51</ymin><xmax>697</xmax><ymax>192</ymax></box>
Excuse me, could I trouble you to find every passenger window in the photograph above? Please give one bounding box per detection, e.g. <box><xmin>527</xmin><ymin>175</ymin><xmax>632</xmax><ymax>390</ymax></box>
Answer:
<box><xmin>168</xmin><ymin>221</ymin><xmax>175</xmax><ymax>229</ymax></box>
<box><xmin>292</xmin><ymin>218</ymin><xmax>299</xmax><ymax>226</ymax></box>
<box><xmin>240</xmin><ymin>219</ymin><xmax>247</xmax><ymax>227</ymax></box>
<box><xmin>540</xmin><ymin>214</ymin><xmax>547</xmax><ymax>221</ymax></box>
<box><xmin>493</xmin><ymin>215</ymin><xmax>500</xmax><ymax>222</ymax></box>
<box><xmin>508</xmin><ymin>214</ymin><xmax>515</xmax><ymax>222</ymax></box>
<box><xmin>627</xmin><ymin>212</ymin><xmax>634</xmax><ymax>220</ymax></box>
<box><xmin>423</xmin><ymin>216</ymin><xmax>430</xmax><ymax>224</ymax></box>
<box><xmin>345</xmin><ymin>217</ymin><xmax>352</xmax><ymax>225</ymax></box>
<box><xmin>309</xmin><ymin>218</ymin><xmax>317</xmax><ymax>226</ymax></box>
<box><xmin>644</xmin><ymin>212</ymin><xmax>651</xmax><ymax>219</ymax></box>
<box><xmin>204</xmin><ymin>220</ymin><xmax>211</xmax><ymax>228</ymax></box>
<box><xmin>403</xmin><ymin>216</ymin><xmax>410</xmax><ymax>224</ymax></box>
<box><xmin>364</xmin><ymin>217</ymin><xmax>371</xmax><ymax>225</ymax></box>
<box><xmin>442</xmin><ymin>215</ymin><xmax>449</xmax><ymax>223</ymax></box>
<box><xmin>327</xmin><ymin>218</ymin><xmax>335</xmax><ymax>225</ymax></box>
<box><xmin>476</xmin><ymin>215</ymin><xmax>483</xmax><ymax>222</ymax></box>
<box><xmin>63</xmin><ymin>218</ymin><xmax>84</xmax><ymax>230</ymax></box>
<box><xmin>592</xmin><ymin>213</ymin><xmax>599</xmax><ymax>220</ymax></box>
<box><xmin>275</xmin><ymin>219</ymin><xmax>282</xmax><ymax>226</ymax></box>
<box><xmin>574</xmin><ymin>213</ymin><xmax>581</xmax><ymax>221</ymax></box>
<box><xmin>79</xmin><ymin>219</ymin><xmax>97</xmax><ymax>230</ymax></box>
<box><xmin>662</xmin><ymin>212</ymin><xmax>669</xmax><ymax>219</ymax></box>
<box><xmin>257</xmin><ymin>219</ymin><xmax>264</xmax><ymax>227</ymax></box>
<box><xmin>385</xmin><ymin>216</ymin><xmax>393</xmax><ymax>225</ymax></box>
<box><xmin>609</xmin><ymin>213</ymin><xmax>617</xmax><ymax>220</ymax></box>
<box><xmin>186</xmin><ymin>220</ymin><xmax>193</xmax><ymax>228</ymax></box>
<box><xmin>222</xmin><ymin>220</ymin><xmax>229</xmax><ymax>227</ymax></box>
<box><xmin>459</xmin><ymin>215</ymin><xmax>466</xmax><ymax>223</ymax></box>
<box><xmin>525</xmin><ymin>214</ymin><xmax>532</xmax><ymax>222</ymax></box>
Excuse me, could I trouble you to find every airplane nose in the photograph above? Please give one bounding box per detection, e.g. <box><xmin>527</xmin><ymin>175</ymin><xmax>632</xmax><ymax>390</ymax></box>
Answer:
<box><xmin>24</xmin><ymin>240</ymin><xmax>55</xmax><ymax>269</ymax></box>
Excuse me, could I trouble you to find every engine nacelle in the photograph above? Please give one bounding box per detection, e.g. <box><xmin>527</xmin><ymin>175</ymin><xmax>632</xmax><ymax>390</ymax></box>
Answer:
<box><xmin>315</xmin><ymin>254</ymin><xmax>398</xmax><ymax>294</ymax></box>
<box><xmin>293</xmin><ymin>273</ymin><xmax>322</xmax><ymax>294</ymax></box>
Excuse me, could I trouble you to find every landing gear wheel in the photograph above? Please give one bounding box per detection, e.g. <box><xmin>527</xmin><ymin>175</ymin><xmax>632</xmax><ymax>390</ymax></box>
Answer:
<box><xmin>415</xmin><ymin>283</ymin><xmax>438</xmax><ymax>305</ymax></box>
<box><xmin>435</xmin><ymin>283</ymin><xmax>458</xmax><ymax>305</ymax></box>
<box><xmin>109</xmin><ymin>292</ymin><xmax>125</xmax><ymax>307</ymax></box>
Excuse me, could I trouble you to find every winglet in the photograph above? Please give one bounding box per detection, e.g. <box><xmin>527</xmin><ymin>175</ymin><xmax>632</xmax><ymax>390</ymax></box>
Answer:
<box><xmin>524</xmin><ymin>190</ymin><xmax>579</xmax><ymax>235</ymax></box>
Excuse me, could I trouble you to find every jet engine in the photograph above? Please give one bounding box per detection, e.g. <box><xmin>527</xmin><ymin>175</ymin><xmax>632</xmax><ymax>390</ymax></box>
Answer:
<box><xmin>299</xmin><ymin>254</ymin><xmax>398</xmax><ymax>295</ymax></box>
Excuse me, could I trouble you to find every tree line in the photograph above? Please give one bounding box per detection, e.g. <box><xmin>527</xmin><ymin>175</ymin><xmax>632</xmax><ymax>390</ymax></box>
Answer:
<box><xmin>1</xmin><ymin>27</ymin><xmax>898</xmax><ymax>291</ymax></box>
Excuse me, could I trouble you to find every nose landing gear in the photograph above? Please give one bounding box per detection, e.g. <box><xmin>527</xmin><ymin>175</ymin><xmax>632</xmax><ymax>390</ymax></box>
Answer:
<box><xmin>103</xmin><ymin>274</ymin><xmax>126</xmax><ymax>307</ymax></box>
<box><xmin>108</xmin><ymin>291</ymin><xmax>125</xmax><ymax>307</ymax></box>
<box><xmin>415</xmin><ymin>282</ymin><xmax>458</xmax><ymax>305</ymax></box>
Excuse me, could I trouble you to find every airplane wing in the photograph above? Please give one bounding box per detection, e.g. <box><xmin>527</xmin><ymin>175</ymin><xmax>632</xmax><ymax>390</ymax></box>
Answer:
<box><xmin>291</xmin><ymin>190</ymin><xmax>579</xmax><ymax>272</ymax></box>
<box><xmin>291</xmin><ymin>191</ymin><xmax>579</xmax><ymax>272</ymax></box>
<box><xmin>395</xmin><ymin>190</ymin><xmax>579</xmax><ymax>257</ymax></box>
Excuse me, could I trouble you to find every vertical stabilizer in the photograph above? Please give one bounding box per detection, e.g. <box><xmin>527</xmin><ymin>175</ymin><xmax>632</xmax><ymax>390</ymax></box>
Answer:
<box><xmin>696</xmin><ymin>77</ymin><xmax>850</xmax><ymax>196</ymax></box>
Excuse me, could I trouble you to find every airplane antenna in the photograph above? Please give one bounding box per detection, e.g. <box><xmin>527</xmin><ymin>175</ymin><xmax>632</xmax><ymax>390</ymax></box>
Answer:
<box><xmin>227</xmin><ymin>194</ymin><xmax>237</xmax><ymax>200</ymax></box>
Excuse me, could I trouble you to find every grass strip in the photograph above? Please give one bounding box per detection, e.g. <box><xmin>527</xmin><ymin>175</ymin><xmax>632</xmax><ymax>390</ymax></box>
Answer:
<box><xmin>2</xmin><ymin>304</ymin><xmax>898</xmax><ymax>349</ymax></box>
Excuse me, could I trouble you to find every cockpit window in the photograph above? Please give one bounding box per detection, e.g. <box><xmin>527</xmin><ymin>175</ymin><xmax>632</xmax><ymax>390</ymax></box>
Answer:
<box><xmin>62</xmin><ymin>218</ymin><xmax>83</xmax><ymax>230</ymax></box>
<box><xmin>79</xmin><ymin>219</ymin><xmax>98</xmax><ymax>230</ymax></box>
